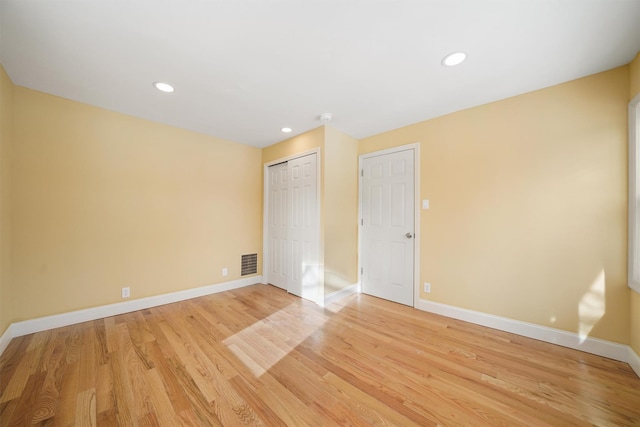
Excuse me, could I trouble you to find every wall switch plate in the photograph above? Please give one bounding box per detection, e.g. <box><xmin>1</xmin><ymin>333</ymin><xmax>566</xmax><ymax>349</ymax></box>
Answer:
<box><xmin>222</xmin><ymin>267</ymin><xmax>228</xmax><ymax>277</ymax></box>
<box><xmin>122</xmin><ymin>287</ymin><xmax>130</xmax><ymax>298</ymax></box>
<box><xmin>422</xmin><ymin>199</ymin><xmax>430</xmax><ymax>209</ymax></box>
<box><xmin>424</xmin><ymin>282</ymin><xmax>431</xmax><ymax>293</ymax></box>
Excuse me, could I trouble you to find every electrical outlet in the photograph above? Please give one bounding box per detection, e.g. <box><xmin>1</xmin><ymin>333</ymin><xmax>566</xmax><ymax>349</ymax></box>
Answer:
<box><xmin>424</xmin><ymin>282</ymin><xmax>431</xmax><ymax>293</ymax></box>
<box><xmin>222</xmin><ymin>267</ymin><xmax>228</xmax><ymax>277</ymax></box>
<box><xmin>122</xmin><ymin>287</ymin><xmax>130</xmax><ymax>298</ymax></box>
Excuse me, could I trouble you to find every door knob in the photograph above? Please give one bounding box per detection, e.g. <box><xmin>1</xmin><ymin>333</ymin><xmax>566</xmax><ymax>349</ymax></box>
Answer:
<box><xmin>405</xmin><ymin>232</ymin><xmax>413</xmax><ymax>239</ymax></box>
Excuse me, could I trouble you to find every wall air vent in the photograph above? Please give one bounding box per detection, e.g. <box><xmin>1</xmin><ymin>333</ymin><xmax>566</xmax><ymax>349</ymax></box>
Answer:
<box><xmin>241</xmin><ymin>253</ymin><xmax>258</xmax><ymax>276</ymax></box>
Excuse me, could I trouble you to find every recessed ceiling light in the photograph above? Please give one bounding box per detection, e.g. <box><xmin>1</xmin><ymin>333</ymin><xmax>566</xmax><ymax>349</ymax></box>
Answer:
<box><xmin>281</xmin><ymin>127</ymin><xmax>292</xmax><ymax>133</ymax></box>
<box><xmin>153</xmin><ymin>81</ymin><xmax>174</xmax><ymax>93</ymax></box>
<box><xmin>442</xmin><ymin>52</ymin><xmax>467</xmax><ymax>67</ymax></box>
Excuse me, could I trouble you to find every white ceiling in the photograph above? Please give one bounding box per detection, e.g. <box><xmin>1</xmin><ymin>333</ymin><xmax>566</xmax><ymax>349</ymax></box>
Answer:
<box><xmin>1</xmin><ymin>1</ymin><xmax>640</xmax><ymax>148</ymax></box>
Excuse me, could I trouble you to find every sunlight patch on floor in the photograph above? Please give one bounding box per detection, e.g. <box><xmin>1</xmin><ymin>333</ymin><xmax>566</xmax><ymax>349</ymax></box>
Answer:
<box><xmin>578</xmin><ymin>269</ymin><xmax>606</xmax><ymax>343</ymax></box>
<box><xmin>223</xmin><ymin>297</ymin><xmax>348</xmax><ymax>377</ymax></box>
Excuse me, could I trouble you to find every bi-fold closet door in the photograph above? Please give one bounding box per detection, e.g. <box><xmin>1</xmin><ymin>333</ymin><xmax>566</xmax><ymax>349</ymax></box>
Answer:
<box><xmin>266</xmin><ymin>153</ymin><xmax>319</xmax><ymax>303</ymax></box>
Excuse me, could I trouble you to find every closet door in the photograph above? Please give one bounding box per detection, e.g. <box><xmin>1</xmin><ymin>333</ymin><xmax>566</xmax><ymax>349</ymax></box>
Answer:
<box><xmin>265</xmin><ymin>153</ymin><xmax>319</xmax><ymax>302</ymax></box>
<box><xmin>288</xmin><ymin>153</ymin><xmax>319</xmax><ymax>301</ymax></box>
<box><xmin>267</xmin><ymin>162</ymin><xmax>288</xmax><ymax>290</ymax></box>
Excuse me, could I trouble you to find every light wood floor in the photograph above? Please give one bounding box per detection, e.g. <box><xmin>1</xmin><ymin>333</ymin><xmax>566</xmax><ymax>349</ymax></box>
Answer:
<box><xmin>1</xmin><ymin>284</ymin><xmax>639</xmax><ymax>426</ymax></box>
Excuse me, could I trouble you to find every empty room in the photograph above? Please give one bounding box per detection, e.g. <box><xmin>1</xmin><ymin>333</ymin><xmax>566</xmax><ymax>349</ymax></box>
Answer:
<box><xmin>1</xmin><ymin>0</ymin><xmax>640</xmax><ymax>425</ymax></box>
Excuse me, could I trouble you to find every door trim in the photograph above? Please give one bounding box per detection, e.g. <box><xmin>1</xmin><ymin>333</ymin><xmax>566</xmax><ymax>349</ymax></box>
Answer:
<box><xmin>263</xmin><ymin>148</ymin><xmax>322</xmax><ymax>304</ymax></box>
<box><xmin>358</xmin><ymin>143</ymin><xmax>420</xmax><ymax>307</ymax></box>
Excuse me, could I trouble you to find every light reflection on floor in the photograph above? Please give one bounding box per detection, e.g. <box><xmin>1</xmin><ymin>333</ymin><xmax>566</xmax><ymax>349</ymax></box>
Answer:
<box><xmin>223</xmin><ymin>295</ymin><xmax>350</xmax><ymax>377</ymax></box>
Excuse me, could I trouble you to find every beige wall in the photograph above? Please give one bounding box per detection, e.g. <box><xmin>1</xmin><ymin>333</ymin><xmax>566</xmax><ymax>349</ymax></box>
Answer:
<box><xmin>0</xmin><ymin>66</ymin><xmax>14</xmax><ymax>335</ymax></box>
<box><xmin>361</xmin><ymin>67</ymin><xmax>630</xmax><ymax>344</ymax></box>
<box><xmin>324</xmin><ymin>126</ymin><xmax>359</xmax><ymax>294</ymax></box>
<box><xmin>11</xmin><ymin>87</ymin><xmax>263</xmax><ymax>322</ymax></box>
<box><xmin>630</xmin><ymin>52</ymin><xmax>640</xmax><ymax>355</ymax></box>
<box><xmin>262</xmin><ymin>127</ymin><xmax>325</xmax><ymax>165</ymax></box>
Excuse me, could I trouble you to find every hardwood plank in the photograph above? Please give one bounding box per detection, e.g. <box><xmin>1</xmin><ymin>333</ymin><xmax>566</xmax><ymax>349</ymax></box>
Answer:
<box><xmin>144</xmin><ymin>368</ymin><xmax>183</xmax><ymax>426</ymax></box>
<box><xmin>62</xmin><ymin>324</ymin><xmax>83</xmax><ymax>366</ymax></box>
<box><xmin>6</xmin><ymin>370</ymin><xmax>46</xmax><ymax>426</ymax></box>
<box><xmin>95</xmin><ymin>362</ymin><xmax>114</xmax><ymax>417</ymax></box>
<box><xmin>109</xmin><ymin>346</ymin><xmax>138</xmax><ymax>426</ymax></box>
<box><xmin>77</xmin><ymin>327</ymin><xmax>97</xmax><ymax>394</ymax></box>
<box><xmin>320</xmin><ymin>371</ymin><xmax>426</xmax><ymax>426</ymax></box>
<box><xmin>166</xmin><ymin>358</ymin><xmax>223</xmax><ymax>427</ymax></box>
<box><xmin>103</xmin><ymin>317</ymin><xmax>119</xmax><ymax>354</ymax></box>
<box><xmin>229</xmin><ymin>376</ymin><xmax>286</xmax><ymax>427</ymax></box>
<box><xmin>0</xmin><ymin>344</ymin><xmax>40</xmax><ymax>402</ymax></box>
<box><xmin>52</xmin><ymin>360</ymin><xmax>79</xmax><ymax>427</ymax></box>
<box><xmin>118</xmin><ymin>319</ymin><xmax>155</xmax><ymax>423</ymax></box>
<box><xmin>92</xmin><ymin>319</ymin><xmax>110</xmax><ymax>366</ymax></box>
<box><xmin>30</xmin><ymin>363</ymin><xmax>64</xmax><ymax>424</ymax></box>
<box><xmin>0</xmin><ymin>335</ymin><xmax>32</xmax><ymax>393</ymax></box>
<box><xmin>1</xmin><ymin>284</ymin><xmax>639</xmax><ymax>426</ymax></box>
<box><xmin>143</xmin><ymin>340</ymin><xmax>193</xmax><ymax>416</ymax></box>
<box><xmin>74</xmin><ymin>387</ymin><xmax>96</xmax><ymax>427</ymax></box>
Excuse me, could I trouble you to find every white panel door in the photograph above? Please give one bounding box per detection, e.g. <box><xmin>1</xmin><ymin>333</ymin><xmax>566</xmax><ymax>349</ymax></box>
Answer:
<box><xmin>361</xmin><ymin>149</ymin><xmax>415</xmax><ymax>306</ymax></box>
<box><xmin>288</xmin><ymin>153</ymin><xmax>319</xmax><ymax>301</ymax></box>
<box><xmin>267</xmin><ymin>162</ymin><xmax>288</xmax><ymax>290</ymax></box>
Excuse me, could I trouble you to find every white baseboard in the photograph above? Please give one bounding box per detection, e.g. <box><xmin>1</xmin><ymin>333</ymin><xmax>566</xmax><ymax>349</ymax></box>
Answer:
<box><xmin>0</xmin><ymin>276</ymin><xmax>262</xmax><ymax>355</ymax></box>
<box><xmin>416</xmin><ymin>298</ymin><xmax>640</xmax><ymax>378</ymax></box>
<box><xmin>0</xmin><ymin>324</ymin><xmax>15</xmax><ymax>356</ymax></box>
<box><xmin>628</xmin><ymin>346</ymin><xmax>640</xmax><ymax>377</ymax></box>
<box><xmin>323</xmin><ymin>283</ymin><xmax>360</xmax><ymax>307</ymax></box>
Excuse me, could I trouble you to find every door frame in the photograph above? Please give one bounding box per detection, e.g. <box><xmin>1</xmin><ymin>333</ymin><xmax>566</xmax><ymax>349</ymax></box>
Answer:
<box><xmin>358</xmin><ymin>143</ymin><xmax>420</xmax><ymax>307</ymax></box>
<box><xmin>263</xmin><ymin>148</ymin><xmax>322</xmax><ymax>304</ymax></box>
